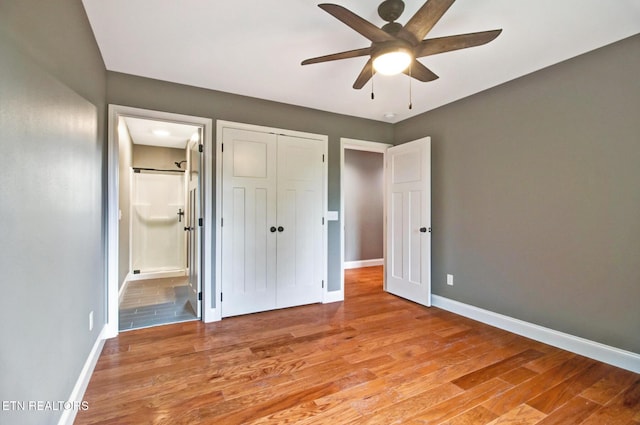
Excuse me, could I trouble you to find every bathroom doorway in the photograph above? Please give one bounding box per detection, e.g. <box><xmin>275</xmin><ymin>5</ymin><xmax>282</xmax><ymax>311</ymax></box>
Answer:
<box><xmin>116</xmin><ymin>115</ymin><xmax>201</xmax><ymax>331</ymax></box>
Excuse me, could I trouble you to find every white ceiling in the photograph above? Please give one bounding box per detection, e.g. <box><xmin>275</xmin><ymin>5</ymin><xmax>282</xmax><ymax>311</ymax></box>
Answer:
<box><xmin>83</xmin><ymin>0</ymin><xmax>640</xmax><ymax>123</ymax></box>
<box><xmin>123</xmin><ymin>116</ymin><xmax>200</xmax><ymax>149</ymax></box>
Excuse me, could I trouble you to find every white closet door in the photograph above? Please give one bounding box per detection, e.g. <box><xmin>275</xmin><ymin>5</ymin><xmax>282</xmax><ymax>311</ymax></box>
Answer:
<box><xmin>386</xmin><ymin>137</ymin><xmax>431</xmax><ymax>306</ymax></box>
<box><xmin>221</xmin><ymin>128</ymin><xmax>277</xmax><ymax>317</ymax></box>
<box><xmin>276</xmin><ymin>135</ymin><xmax>324</xmax><ymax>308</ymax></box>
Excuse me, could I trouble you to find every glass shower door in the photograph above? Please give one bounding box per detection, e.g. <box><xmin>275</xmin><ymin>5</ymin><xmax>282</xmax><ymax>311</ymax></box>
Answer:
<box><xmin>131</xmin><ymin>171</ymin><xmax>186</xmax><ymax>274</ymax></box>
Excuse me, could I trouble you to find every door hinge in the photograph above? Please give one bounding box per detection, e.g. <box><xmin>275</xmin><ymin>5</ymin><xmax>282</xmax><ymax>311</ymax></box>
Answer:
<box><xmin>322</xmin><ymin>154</ymin><xmax>325</xmax><ymax>163</ymax></box>
<box><xmin>133</xmin><ymin>269</ymin><xmax>140</xmax><ymax>275</ymax></box>
<box><xmin>198</xmin><ymin>292</ymin><xmax>202</xmax><ymax>301</ymax></box>
<box><xmin>199</xmin><ymin>218</ymin><xmax>203</xmax><ymax>227</ymax></box>
<box><xmin>198</xmin><ymin>144</ymin><xmax>203</xmax><ymax>153</ymax></box>
<box><xmin>221</xmin><ymin>218</ymin><xmax>223</xmax><ymax>227</ymax></box>
<box><xmin>221</xmin><ymin>143</ymin><xmax>224</xmax><ymax>152</ymax></box>
<box><xmin>322</xmin><ymin>217</ymin><xmax>325</xmax><ymax>225</ymax></box>
<box><xmin>322</xmin><ymin>280</ymin><xmax>324</xmax><ymax>288</ymax></box>
<box><xmin>220</xmin><ymin>293</ymin><xmax>223</xmax><ymax>302</ymax></box>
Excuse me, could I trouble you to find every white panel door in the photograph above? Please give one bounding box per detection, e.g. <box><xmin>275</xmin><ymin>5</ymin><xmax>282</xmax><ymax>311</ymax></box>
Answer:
<box><xmin>276</xmin><ymin>135</ymin><xmax>324</xmax><ymax>308</ymax></box>
<box><xmin>386</xmin><ymin>137</ymin><xmax>431</xmax><ymax>306</ymax></box>
<box><xmin>221</xmin><ymin>128</ymin><xmax>277</xmax><ymax>317</ymax></box>
<box><xmin>186</xmin><ymin>133</ymin><xmax>202</xmax><ymax>318</ymax></box>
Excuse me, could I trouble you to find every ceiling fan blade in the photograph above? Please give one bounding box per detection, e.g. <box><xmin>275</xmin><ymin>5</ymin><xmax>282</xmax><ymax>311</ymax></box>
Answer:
<box><xmin>403</xmin><ymin>0</ymin><xmax>456</xmax><ymax>43</ymax></box>
<box><xmin>404</xmin><ymin>60</ymin><xmax>439</xmax><ymax>82</ymax></box>
<box><xmin>353</xmin><ymin>58</ymin><xmax>374</xmax><ymax>89</ymax></box>
<box><xmin>301</xmin><ymin>47</ymin><xmax>371</xmax><ymax>66</ymax></box>
<box><xmin>414</xmin><ymin>29</ymin><xmax>502</xmax><ymax>58</ymax></box>
<box><xmin>318</xmin><ymin>3</ymin><xmax>395</xmax><ymax>43</ymax></box>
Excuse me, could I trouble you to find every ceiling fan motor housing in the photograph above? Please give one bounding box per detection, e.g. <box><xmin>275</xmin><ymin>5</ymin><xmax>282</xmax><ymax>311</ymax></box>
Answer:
<box><xmin>378</xmin><ymin>0</ymin><xmax>405</xmax><ymax>22</ymax></box>
<box><xmin>371</xmin><ymin>39</ymin><xmax>413</xmax><ymax>60</ymax></box>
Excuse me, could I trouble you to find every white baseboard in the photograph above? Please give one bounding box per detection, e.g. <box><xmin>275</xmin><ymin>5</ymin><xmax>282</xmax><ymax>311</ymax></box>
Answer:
<box><xmin>324</xmin><ymin>289</ymin><xmax>344</xmax><ymax>304</ymax></box>
<box><xmin>57</xmin><ymin>325</ymin><xmax>107</xmax><ymax>425</ymax></box>
<box><xmin>118</xmin><ymin>274</ymin><xmax>131</xmax><ymax>305</ymax></box>
<box><xmin>432</xmin><ymin>295</ymin><xmax>640</xmax><ymax>374</ymax></box>
<box><xmin>127</xmin><ymin>269</ymin><xmax>186</xmax><ymax>281</ymax></box>
<box><xmin>344</xmin><ymin>258</ymin><xmax>384</xmax><ymax>269</ymax></box>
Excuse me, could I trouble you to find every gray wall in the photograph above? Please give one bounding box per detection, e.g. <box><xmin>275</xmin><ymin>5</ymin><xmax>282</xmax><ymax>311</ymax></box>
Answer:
<box><xmin>132</xmin><ymin>144</ymin><xmax>185</xmax><ymax>170</ymax></box>
<box><xmin>0</xmin><ymin>1</ymin><xmax>106</xmax><ymax>424</ymax></box>
<box><xmin>118</xmin><ymin>119</ymin><xmax>133</xmax><ymax>288</ymax></box>
<box><xmin>344</xmin><ymin>150</ymin><xmax>384</xmax><ymax>262</ymax></box>
<box><xmin>107</xmin><ymin>72</ymin><xmax>395</xmax><ymax>301</ymax></box>
<box><xmin>395</xmin><ymin>34</ymin><xmax>640</xmax><ymax>354</ymax></box>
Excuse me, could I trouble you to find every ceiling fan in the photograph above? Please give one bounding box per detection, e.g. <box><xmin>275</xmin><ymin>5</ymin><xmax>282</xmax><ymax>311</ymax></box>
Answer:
<box><xmin>301</xmin><ymin>0</ymin><xmax>502</xmax><ymax>89</ymax></box>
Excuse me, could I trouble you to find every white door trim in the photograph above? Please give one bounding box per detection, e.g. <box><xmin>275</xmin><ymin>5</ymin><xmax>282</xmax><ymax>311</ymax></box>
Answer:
<box><xmin>215</xmin><ymin>120</ymin><xmax>328</xmax><ymax>319</ymax></box>
<box><xmin>106</xmin><ymin>105</ymin><xmax>214</xmax><ymax>338</ymax></box>
<box><xmin>339</xmin><ymin>138</ymin><xmax>392</xmax><ymax>301</ymax></box>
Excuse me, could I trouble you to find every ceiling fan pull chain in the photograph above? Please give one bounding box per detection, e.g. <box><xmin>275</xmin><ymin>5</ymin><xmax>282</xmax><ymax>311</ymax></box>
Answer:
<box><xmin>371</xmin><ymin>68</ymin><xmax>375</xmax><ymax>100</ymax></box>
<box><xmin>409</xmin><ymin>63</ymin><xmax>413</xmax><ymax>110</ymax></box>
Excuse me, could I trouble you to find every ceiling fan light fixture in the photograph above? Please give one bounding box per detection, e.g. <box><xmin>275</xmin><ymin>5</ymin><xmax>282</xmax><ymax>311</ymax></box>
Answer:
<box><xmin>372</xmin><ymin>49</ymin><xmax>413</xmax><ymax>75</ymax></box>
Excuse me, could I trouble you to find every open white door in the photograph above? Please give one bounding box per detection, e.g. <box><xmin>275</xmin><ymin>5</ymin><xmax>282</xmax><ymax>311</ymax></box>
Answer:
<box><xmin>386</xmin><ymin>137</ymin><xmax>431</xmax><ymax>306</ymax></box>
<box><xmin>186</xmin><ymin>132</ymin><xmax>202</xmax><ymax>318</ymax></box>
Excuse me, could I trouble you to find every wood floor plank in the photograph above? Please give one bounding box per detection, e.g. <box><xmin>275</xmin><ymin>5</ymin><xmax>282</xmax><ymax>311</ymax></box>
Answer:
<box><xmin>407</xmin><ymin>378</ymin><xmax>513</xmax><ymax>424</ymax></box>
<box><xmin>442</xmin><ymin>405</ymin><xmax>499</xmax><ymax>425</ymax></box>
<box><xmin>580</xmin><ymin>366</ymin><xmax>640</xmax><ymax>405</ymax></box>
<box><xmin>499</xmin><ymin>366</ymin><xmax>538</xmax><ymax>385</ymax></box>
<box><xmin>350</xmin><ymin>382</ymin><xmax>464</xmax><ymax>425</ymax></box>
<box><xmin>534</xmin><ymin>396</ymin><xmax>600</xmax><ymax>425</ymax></box>
<box><xmin>485</xmin><ymin>403</ymin><xmax>546</xmax><ymax>425</ymax></box>
<box><xmin>452</xmin><ymin>349</ymin><xmax>545</xmax><ymax>390</ymax></box>
<box><xmin>580</xmin><ymin>378</ymin><xmax>640</xmax><ymax>425</ymax></box>
<box><xmin>482</xmin><ymin>355</ymin><xmax>595</xmax><ymax>416</ymax></box>
<box><xmin>526</xmin><ymin>361</ymin><xmax>608</xmax><ymax>414</ymax></box>
<box><xmin>74</xmin><ymin>266</ymin><xmax>640</xmax><ymax>425</ymax></box>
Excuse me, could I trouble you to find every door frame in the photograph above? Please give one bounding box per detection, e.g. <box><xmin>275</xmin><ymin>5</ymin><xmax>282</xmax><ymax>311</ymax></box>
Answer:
<box><xmin>339</xmin><ymin>138</ymin><xmax>392</xmax><ymax>301</ymax></box>
<box><xmin>215</xmin><ymin>120</ymin><xmax>329</xmax><ymax>319</ymax></box>
<box><xmin>106</xmin><ymin>105</ymin><xmax>214</xmax><ymax>338</ymax></box>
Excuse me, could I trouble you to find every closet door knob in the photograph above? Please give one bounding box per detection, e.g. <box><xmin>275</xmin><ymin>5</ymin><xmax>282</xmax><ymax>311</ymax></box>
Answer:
<box><xmin>270</xmin><ymin>226</ymin><xmax>277</xmax><ymax>233</ymax></box>
<box><xmin>419</xmin><ymin>227</ymin><xmax>427</xmax><ymax>233</ymax></box>
<box><xmin>277</xmin><ymin>226</ymin><xmax>284</xmax><ymax>232</ymax></box>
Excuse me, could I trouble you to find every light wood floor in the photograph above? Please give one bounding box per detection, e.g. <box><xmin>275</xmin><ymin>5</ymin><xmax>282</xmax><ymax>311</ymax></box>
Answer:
<box><xmin>76</xmin><ymin>266</ymin><xmax>640</xmax><ymax>424</ymax></box>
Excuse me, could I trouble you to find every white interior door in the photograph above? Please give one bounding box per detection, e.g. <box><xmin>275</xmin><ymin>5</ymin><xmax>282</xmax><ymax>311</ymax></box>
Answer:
<box><xmin>221</xmin><ymin>128</ymin><xmax>277</xmax><ymax>317</ymax></box>
<box><xmin>386</xmin><ymin>137</ymin><xmax>431</xmax><ymax>306</ymax></box>
<box><xmin>186</xmin><ymin>133</ymin><xmax>202</xmax><ymax>318</ymax></box>
<box><xmin>276</xmin><ymin>135</ymin><xmax>324</xmax><ymax>308</ymax></box>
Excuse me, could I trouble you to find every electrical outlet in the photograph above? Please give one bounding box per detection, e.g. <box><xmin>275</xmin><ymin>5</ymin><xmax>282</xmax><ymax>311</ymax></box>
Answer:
<box><xmin>447</xmin><ymin>274</ymin><xmax>454</xmax><ymax>286</ymax></box>
<box><xmin>89</xmin><ymin>311</ymin><xmax>94</xmax><ymax>331</ymax></box>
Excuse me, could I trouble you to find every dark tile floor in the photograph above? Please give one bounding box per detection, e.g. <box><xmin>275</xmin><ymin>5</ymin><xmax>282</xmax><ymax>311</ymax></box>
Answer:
<box><xmin>119</xmin><ymin>276</ymin><xmax>197</xmax><ymax>331</ymax></box>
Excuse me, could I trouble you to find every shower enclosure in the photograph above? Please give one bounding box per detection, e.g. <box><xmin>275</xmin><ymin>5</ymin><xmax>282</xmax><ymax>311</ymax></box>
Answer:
<box><xmin>131</xmin><ymin>170</ymin><xmax>185</xmax><ymax>276</ymax></box>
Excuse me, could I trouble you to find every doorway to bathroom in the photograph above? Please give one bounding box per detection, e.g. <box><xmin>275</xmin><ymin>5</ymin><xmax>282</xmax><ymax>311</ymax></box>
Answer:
<box><xmin>116</xmin><ymin>115</ymin><xmax>202</xmax><ymax>331</ymax></box>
